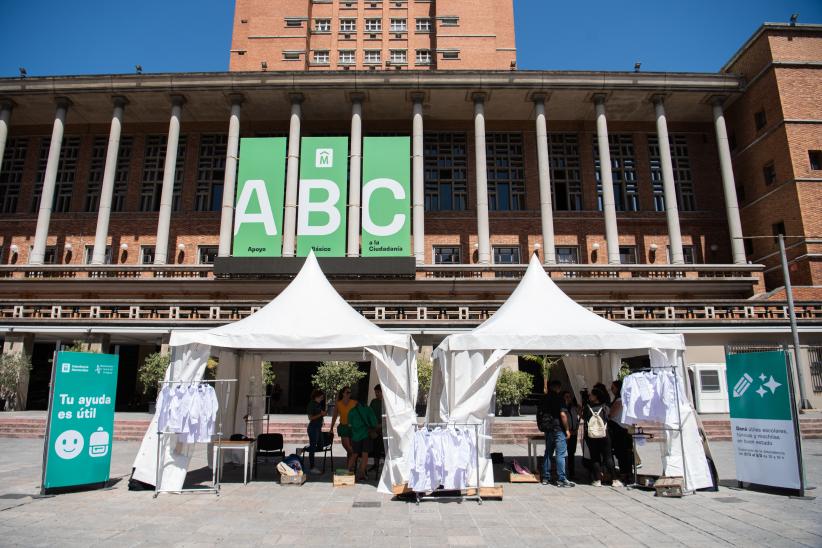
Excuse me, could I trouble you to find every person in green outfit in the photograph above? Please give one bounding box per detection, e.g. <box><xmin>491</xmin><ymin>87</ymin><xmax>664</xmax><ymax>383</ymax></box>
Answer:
<box><xmin>347</xmin><ymin>400</ymin><xmax>377</xmax><ymax>481</ymax></box>
<box><xmin>330</xmin><ymin>386</ymin><xmax>357</xmax><ymax>460</ymax></box>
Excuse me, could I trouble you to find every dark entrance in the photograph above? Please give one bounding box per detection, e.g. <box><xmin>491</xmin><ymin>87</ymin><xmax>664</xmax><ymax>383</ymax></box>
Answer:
<box><xmin>284</xmin><ymin>361</ymin><xmax>371</xmax><ymax>414</ymax></box>
<box><xmin>113</xmin><ymin>345</ymin><xmax>140</xmax><ymax>411</ymax></box>
<box><xmin>26</xmin><ymin>342</ymin><xmax>57</xmax><ymax>410</ymax></box>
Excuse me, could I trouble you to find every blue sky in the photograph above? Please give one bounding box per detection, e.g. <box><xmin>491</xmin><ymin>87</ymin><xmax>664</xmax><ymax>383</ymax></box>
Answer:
<box><xmin>1</xmin><ymin>0</ymin><xmax>820</xmax><ymax>77</ymax></box>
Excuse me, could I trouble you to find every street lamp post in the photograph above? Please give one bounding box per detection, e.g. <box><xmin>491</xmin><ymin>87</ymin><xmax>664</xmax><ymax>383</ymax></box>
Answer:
<box><xmin>777</xmin><ymin>234</ymin><xmax>812</xmax><ymax>409</ymax></box>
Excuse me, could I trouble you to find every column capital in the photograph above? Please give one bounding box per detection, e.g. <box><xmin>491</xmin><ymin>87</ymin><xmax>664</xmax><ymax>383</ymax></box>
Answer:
<box><xmin>709</xmin><ymin>94</ymin><xmax>728</xmax><ymax>108</ymax></box>
<box><xmin>591</xmin><ymin>93</ymin><xmax>608</xmax><ymax>106</ymax></box>
<box><xmin>227</xmin><ymin>92</ymin><xmax>245</xmax><ymax>106</ymax></box>
<box><xmin>112</xmin><ymin>95</ymin><xmax>129</xmax><ymax>109</ymax></box>
<box><xmin>0</xmin><ymin>98</ymin><xmax>16</xmax><ymax>111</ymax></box>
<box><xmin>649</xmin><ymin>93</ymin><xmax>667</xmax><ymax>106</ymax></box>
<box><xmin>471</xmin><ymin>91</ymin><xmax>487</xmax><ymax>104</ymax></box>
<box><xmin>55</xmin><ymin>96</ymin><xmax>72</xmax><ymax>110</ymax></box>
<box><xmin>169</xmin><ymin>94</ymin><xmax>186</xmax><ymax>107</ymax></box>
<box><xmin>288</xmin><ymin>92</ymin><xmax>304</xmax><ymax>105</ymax></box>
<box><xmin>348</xmin><ymin>91</ymin><xmax>366</xmax><ymax>104</ymax></box>
<box><xmin>410</xmin><ymin>91</ymin><xmax>426</xmax><ymax>104</ymax></box>
<box><xmin>530</xmin><ymin>92</ymin><xmax>551</xmax><ymax>105</ymax></box>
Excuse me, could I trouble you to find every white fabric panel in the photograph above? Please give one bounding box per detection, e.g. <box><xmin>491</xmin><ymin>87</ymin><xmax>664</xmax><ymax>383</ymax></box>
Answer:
<box><xmin>562</xmin><ymin>354</ymin><xmax>605</xmax><ymax>403</ymax></box>
<box><xmin>131</xmin><ymin>343</ymin><xmax>210</xmax><ymax>488</ymax></box>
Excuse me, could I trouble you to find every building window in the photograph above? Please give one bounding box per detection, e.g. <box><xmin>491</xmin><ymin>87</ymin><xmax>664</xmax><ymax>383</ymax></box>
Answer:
<box><xmin>415</xmin><ymin>49</ymin><xmax>432</xmax><ymax>65</ymax></box>
<box><xmin>556</xmin><ymin>246</ymin><xmax>579</xmax><ymax>264</ymax></box>
<box><xmin>389</xmin><ymin>49</ymin><xmax>407</xmax><ymax>64</ymax></box>
<box><xmin>493</xmin><ymin>246</ymin><xmax>521</xmax><ymax>264</ymax></box>
<box><xmin>140</xmin><ymin>135</ymin><xmax>186</xmax><ymax>212</ymax></box>
<box><xmin>32</xmin><ymin>245</ymin><xmax>58</xmax><ymax>265</ymax></box>
<box><xmin>198</xmin><ymin>245</ymin><xmax>219</xmax><ymax>265</ymax></box>
<box><xmin>32</xmin><ymin>136</ymin><xmax>80</xmax><ymax>213</ymax></box>
<box><xmin>340</xmin><ymin>19</ymin><xmax>356</xmax><ymax>32</ymax></box>
<box><xmin>699</xmin><ymin>370</ymin><xmax>721</xmax><ymax>392</ymax></box>
<box><xmin>285</xmin><ymin>18</ymin><xmax>304</xmax><ymax>28</ymax></box>
<box><xmin>339</xmin><ymin>50</ymin><xmax>356</xmax><ymax>65</ymax></box>
<box><xmin>313</xmin><ymin>50</ymin><xmax>330</xmax><ymax>64</ymax></box>
<box><xmin>84</xmin><ymin>244</ymin><xmax>112</xmax><ymax>265</ymax></box>
<box><xmin>809</xmin><ymin>150</ymin><xmax>822</xmax><ymax>171</ymax></box>
<box><xmin>195</xmin><ymin>134</ymin><xmax>227</xmax><ymax>212</ymax></box>
<box><xmin>85</xmin><ymin>136</ymin><xmax>132</xmax><ymax>213</ymax></box>
<box><xmin>390</xmin><ymin>18</ymin><xmax>407</xmax><ymax>32</ymax></box>
<box><xmin>762</xmin><ymin>161</ymin><xmax>776</xmax><ymax>186</ymax></box>
<box><xmin>140</xmin><ymin>245</ymin><xmax>155</xmax><ymax>265</ymax></box>
<box><xmin>365</xmin><ymin>18</ymin><xmax>382</xmax><ymax>32</ymax></box>
<box><xmin>594</xmin><ymin>134</ymin><xmax>638</xmax><ymax>212</ymax></box>
<box><xmin>619</xmin><ymin>246</ymin><xmax>638</xmax><ymax>265</ymax></box>
<box><xmin>283</xmin><ymin>51</ymin><xmax>302</xmax><ymax>61</ymax></box>
<box><xmin>548</xmin><ymin>134</ymin><xmax>582</xmax><ymax>211</ymax></box>
<box><xmin>424</xmin><ymin>132</ymin><xmax>468</xmax><ymax>211</ymax></box>
<box><xmin>0</xmin><ymin>137</ymin><xmax>27</xmax><ymax>213</ymax></box>
<box><xmin>486</xmin><ymin>133</ymin><xmax>525</xmax><ymax>211</ymax></box>
<box><xmin>433</xmin><ymin>246</ymin><xmax>461</xmax><ymax>264</ymax></box>
<box><xmin>314</xmin><ymin>19</ymin><xmax>331</xmax><ymax>32</ymax></box>
<box><xmin>364</xmin><ymin>50</ymin><xmax>381</xmax><ymax>64</ymax></box>
<box><xmin>667</xmin><ymin>245</ymin><xmax>697</xmax><ymax>264</ymax></box>
<box><xmin>439</xmin><ymin>16</ymin><xmax>459</xmax><ymax>26</ymax></box>
<box><xmin>772</xmin><ymin>221</ymin><xmax>786</xmax><ymax>243</ymax></box>
<box><xmin>441</xmin><ymin>50</ymin><xmax>459</xmax><ymax>60</ymax></box>
<box><xmin>754</xmin><ymin>109</ymin><xmax>767</xmax><ymax>131</ymax></box>
<box><xmin>648</xmin><ymin>134</ymin><xmax>695</xmax><ymax>212</ymax></box>
<box><xmin>416</xmin><ymin>18</ymin><xmax>431</xmax><ymax>32</ymax></box>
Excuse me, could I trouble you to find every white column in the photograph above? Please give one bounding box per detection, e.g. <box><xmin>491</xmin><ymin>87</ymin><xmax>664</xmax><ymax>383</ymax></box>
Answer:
<box><xmin>281</xmin><ymin>94</ymin><xmax>303</xmax><ymax>257</ymax></box>
<box><xmin>594</xmin><ymin>95</ymin><xmax>621</xmax><ymax>265</ymax></box>
<box><xmin>0</xmin><ymin>100</ymin><xmax>13</xmax><ymax>178</ymax></box>
<box><xmin>91</xmin><ymin>96</ymin><xmax>127</xmax><ymax>265</ymax></box>
<box><xmin>218</xmin><ymin>94</ymin><xmax>243</xmax><ymax>257</ymax></box>
<box><xmin>347</xmin><ymin>95</ymin><xmax>364</xmax><ymax>257</ymax></box>
<box><xmin>153</xmin><ymin>95</ymin><xmax>185</xmax><ymax>265</ymax></box>
<box><xmin>653</xmin><ymin>97</ymin><xmax>685</xmax><ymax>265</ymax></box>
<box><xmin>473</xmin><ymin>93</ymin><xmax>491</xmax><ymax>265</ymax></box>
<box><xmin>411</xmin><ymin>93</ymin><xmax>425</xmax><ymax>265</ymax></box>
<box><xmin>712</xmin><ymin>98</ymin><xmax>747</xmax><ymax>265</ymax></box>
<box><xmin>30</xmin><ymin>98</ymin><xmax>70</xmax><ymax>265</ymax></box>
<box><xmin>534</xmin><ymin>96</ymin><xmax>556</xmax><ymax>264</ymax></box>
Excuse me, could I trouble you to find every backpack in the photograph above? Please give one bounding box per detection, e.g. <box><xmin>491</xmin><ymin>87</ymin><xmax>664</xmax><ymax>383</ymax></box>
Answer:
<box><xmin>586</xmin><ymin>405</ymin><xmax>607</xmax><ymax>439</ymax></box>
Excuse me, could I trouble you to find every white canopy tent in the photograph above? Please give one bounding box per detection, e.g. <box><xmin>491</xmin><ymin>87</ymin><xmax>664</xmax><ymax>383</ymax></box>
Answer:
<box><xmin>430</xmin><ymin>253</ymin><xmax>712</xmax><ymax>492</ymax></box>
<box><xmin>132</xmin><ymin>252</ymin><xmax>418</xmax><ymax>495</ymax></box>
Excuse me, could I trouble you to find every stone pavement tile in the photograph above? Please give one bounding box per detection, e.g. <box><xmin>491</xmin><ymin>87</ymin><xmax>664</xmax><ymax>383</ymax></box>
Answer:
<box><xmin>447</xmin><ymin>535</ymin><xmax>487</xmax><ymax>546</ymax></box>
<box><xmin>369</xmin><ymin>535</ymin><xmax>411</xmax><ymax>547</ymax></box>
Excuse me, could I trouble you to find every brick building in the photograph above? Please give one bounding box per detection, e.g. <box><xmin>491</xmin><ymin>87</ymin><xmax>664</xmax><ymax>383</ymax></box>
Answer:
<box><xmin>0</xmin><ymin>8</ymin><xmax>820</xmax><ymax>413</ymax></box>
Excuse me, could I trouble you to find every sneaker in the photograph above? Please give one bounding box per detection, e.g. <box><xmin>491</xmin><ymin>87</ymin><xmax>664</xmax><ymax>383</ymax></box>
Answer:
<box><xmin>591</xmin><ymin>480</ymin><xmax>602</xmax><ymax>487</ymax></box>
<box><xmin>557</xmin><ymin>479</ymin><xmax>575</xmax><ymax>488</ymax></box>
<box><xmin>540</xmin><ymin>478</ymin><xmax>550</xmax><ymax>485</ymax></box>
<box><xmin>309</xmin><ymin>467</ymin><xmax>322</xmax><ymax>475</ymax></box>
<box><xmin>611</xmin><ymin>479</ymin><xmax>624</xmax><ymax>487</ymax></box>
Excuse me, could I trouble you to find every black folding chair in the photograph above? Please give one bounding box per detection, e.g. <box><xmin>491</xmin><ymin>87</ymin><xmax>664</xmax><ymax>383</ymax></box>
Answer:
<box><xmin>255</xmin><ymin>433</ymin><xmax>285</xmax><ymax>478</ymax></box>
<box><xmin>320</xmin><ymin>431</ymin><xmax>335</xmax><ymax>473</ymax></box>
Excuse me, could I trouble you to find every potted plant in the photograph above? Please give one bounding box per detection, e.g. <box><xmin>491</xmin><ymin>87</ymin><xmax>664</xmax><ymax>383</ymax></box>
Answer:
<box><xmin>0</xmin><ymin>352</ymin><xmax>32</xmax><ymax>411</ymax></box>
<box><xmin>416</xmin><ymin>355</ymin><xmax>433</xmax><ymax>417</ymax></box>
<box><xmin>495</xmin><ymin>369</ymin><xmax>534</xmax><ymax>416</ymax></box>
<box><xmin>138</xmin><ymin>352</ymin><xmax>170</xmax><ymax>413</ymax></box>
<box><xmin>312</xmin><ymin>360</ymin><xmax>366</xmax><ymax>411</ymax></box>
<box><xmin>521</xmin><ymin>354</ymin><xmax>562</xmax><ymax>394</ymax></box>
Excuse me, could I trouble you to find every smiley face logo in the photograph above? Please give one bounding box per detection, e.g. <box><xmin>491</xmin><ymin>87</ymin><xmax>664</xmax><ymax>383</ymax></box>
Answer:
<box><xmin>54</xmin><ymin>430</ymin><xmax>84</xmax><ymax>460</ymax></box>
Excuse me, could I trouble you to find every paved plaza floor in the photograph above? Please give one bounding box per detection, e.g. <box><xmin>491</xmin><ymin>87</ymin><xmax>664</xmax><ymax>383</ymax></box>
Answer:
<box><xmin>0</xmin><ymin>437</ymin><xmax>820</xmax><ymax>547</ymax></box>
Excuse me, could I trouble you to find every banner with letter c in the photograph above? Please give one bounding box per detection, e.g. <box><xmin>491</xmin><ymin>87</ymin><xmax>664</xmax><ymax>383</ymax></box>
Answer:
<box><xmin>361</xmin><ymin>137</ymin><xmax>411</xmax><ymax>257</ymax></box>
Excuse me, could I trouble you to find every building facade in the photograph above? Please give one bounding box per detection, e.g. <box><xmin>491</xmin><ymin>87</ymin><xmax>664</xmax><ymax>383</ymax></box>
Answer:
<box><xmin>0</xmin><ymin>12</ymin><xmax>820</xmax><ymax>413</ymax></box>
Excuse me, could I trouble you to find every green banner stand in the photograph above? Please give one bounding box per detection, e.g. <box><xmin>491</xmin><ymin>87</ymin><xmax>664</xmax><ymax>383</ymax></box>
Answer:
<box><xmin>41</xmin><ymin>351</ymin><xmax>119</xmax><ymax>493</ymax></box>
<box><xmin>361</xmin><ymin>137</ymin><xmax>411</xmax><ymax>257</ymax></box>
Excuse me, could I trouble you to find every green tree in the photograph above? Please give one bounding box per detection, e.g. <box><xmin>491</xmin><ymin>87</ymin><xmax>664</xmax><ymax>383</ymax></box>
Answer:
<box><xmin>312</xmin><ymin>361</ymin><xmax>366</xmax><ymax>401</ymax></box>
<box><xmin>495</xmin><ymin>368</ymin><xmax>534</xmax><ymax>413</ymax></box>
<box><xmin>261</xmin><ymin>361</ymin><xmax>276</xmax><ymax>387</ymax></box>
<box><xmin>521</xmin><ymin>354</ymin><xmax>562</xmax><ymax>394</ymax></box>
<box><xmin>138</xmin><ymin>352</ymin><xmax>170</xmax><ymax>398</ymax></box>
<box><xmin>63</xmin><ymin>340</ymin><xmax>102</xmax><ymax>353</ymax></box>
<box><xmin>417</xmin><ymin>354</ymin><xmax>433</xmax><ymax>405</ymax></box>
<box><xmin>0</xmin><ymin>353</ymin><xmax>32</xmax><ymax>411</ymax></box>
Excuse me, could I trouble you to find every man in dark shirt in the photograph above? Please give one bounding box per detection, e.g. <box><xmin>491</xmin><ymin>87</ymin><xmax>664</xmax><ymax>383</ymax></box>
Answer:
<box><xmin>368</xmin><ymin>385</ymin><xmax>384</xmax><ymax>471</ymax></box>
<box><xmin>536</xmin><ymin>380</ymin><xmax>575</xmax><ymax>487</ymax></box>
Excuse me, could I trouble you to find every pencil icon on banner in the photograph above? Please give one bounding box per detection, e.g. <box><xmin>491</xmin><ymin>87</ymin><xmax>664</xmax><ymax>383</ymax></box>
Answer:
<box><xmin>733</xmin><ymin>373</ymin><xmax>753</xmax><ymax>398</ymax></box>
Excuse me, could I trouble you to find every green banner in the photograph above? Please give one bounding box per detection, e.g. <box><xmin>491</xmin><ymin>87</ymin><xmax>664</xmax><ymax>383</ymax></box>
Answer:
<box><xmin>297</xmin><ymin>137</ymin><xmax>349</xmax><ymax>257</ymax></box>
<box><xmin>232</xmin><ymin>138</ymin><xmax>287</xmax><ymax>257</ymax></box>
<box><xmin>43</xmin><ymin>351</ymin><xmax>119</xmax><ymax>491</ymax></box>
<box><xmin>361</xmin><ymin>137</ymin><xmax>411</xmax><ymax>257</ymax></box>
<box><xmin>727</xmin><ymin>351</ymin><xmax>792</xmax><ymax>421</ymax></box>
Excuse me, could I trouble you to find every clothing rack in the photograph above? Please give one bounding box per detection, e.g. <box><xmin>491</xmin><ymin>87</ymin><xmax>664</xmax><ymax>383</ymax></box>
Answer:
<box><xmin>153</xmin><ymin>378</ymin><xmax>237</xmax><ymax>498</ymax></box>
<box><xmin>412</xmin><ymin>422</ymin><xmax>483</xmax><ymax>506</ymax></box>
<box><xmin>620</xmin><ymin>366</ymin><xmax>690</xmax><ymax>492</ymax></box>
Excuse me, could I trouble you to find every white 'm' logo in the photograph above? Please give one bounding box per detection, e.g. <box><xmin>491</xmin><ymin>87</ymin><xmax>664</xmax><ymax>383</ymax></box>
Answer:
<box><xmin>316</xmin><ymin>149</ymin><xmax>333</xmax><ymax>168</ymax></box>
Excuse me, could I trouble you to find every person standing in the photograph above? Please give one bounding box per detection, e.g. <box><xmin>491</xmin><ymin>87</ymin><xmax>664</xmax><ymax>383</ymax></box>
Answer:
<box><xmin>536</xmin><ymin>380</ymin><xmax>575</xmax><ymax>487</ymax></box>
<box><xmin>368</xmin><ymin>385</ymin><xmax>384</xmax><ymax>472</ymax></box>
<box><xmin>561</xmin><ymin>390</ymin><xmax>580</xmax><ymax>479</ymax></box>
<box><xmin>609</xmin><ymin>379</ymin><xmax>633</xmax><ymax>483</ymax></box>
<box><xmin>329</xmin><ymin>386</ymin><xmax>357</xmax><ymax>461</ymax></box>
<box><xmin>348</xmin><ymin>401</ymin><xmax>377</xmax><ymax>480</ymax></box>
<box><xmin>305</xmin><ymin>389</ymin><xmax>326</xmax><ymax>474</ymax></box>
<box><xmin>582</xmin><ymin>386</ymin><xmax>621</xmax><ymax>486</ymax></box>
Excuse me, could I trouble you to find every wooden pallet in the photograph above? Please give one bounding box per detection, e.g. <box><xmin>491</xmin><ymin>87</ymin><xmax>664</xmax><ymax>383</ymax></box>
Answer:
<box><xmin>509</xmin><ymin>472</ymin><xmax>539</xmax><ymax>483</ymax></box>
<box><xmin>654</xmin><ymin>476</ymin><xmax>684</xmax><ymax>498</ymax></box>
<box><xmin>280</xmin><ymin>472</ymin><xmax>307</xmax><ymax>486</ymax></box>
<box><xmin>466</xmin><ymin>485</ymin><xmax>504</xmax><ymax>499</ymax></box>
<box><xmin>333</xmin><ymin>473</ymin><xmax>356</xmax><ymax>487</ymax></box>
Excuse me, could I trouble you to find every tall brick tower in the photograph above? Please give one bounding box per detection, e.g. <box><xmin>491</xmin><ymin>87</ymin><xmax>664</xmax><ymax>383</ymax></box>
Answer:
<box><xmin>229</xmin><ymin>0</ymin><xmax>517</xmax><ymax>71</ymax></box>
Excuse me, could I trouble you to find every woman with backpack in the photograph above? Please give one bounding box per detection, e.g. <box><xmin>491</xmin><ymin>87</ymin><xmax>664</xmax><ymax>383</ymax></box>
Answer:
<box><xmin>582</xmin><ymin>386</ymin><xmax>621</xmax><ymax>487</ymax></box>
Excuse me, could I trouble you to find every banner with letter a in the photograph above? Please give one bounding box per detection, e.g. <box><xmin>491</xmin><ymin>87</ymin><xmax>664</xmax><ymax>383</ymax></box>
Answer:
<box><xmin>361</xmin><ymin>137</ymin><xmax>411</xmax><ymax>257</ymax></box>
<box><xmin>297</xmin><ymin>137</ymin><xmax>349</xmax><ymax>257</ymax></box>
<box><xmin>232</xmin><ymin>138</ymin><xmax>287</xmax><ymax>257</ymax></box>
<box><xmin>725</xmin><ymin>350</ymin><xmax>801</xmax><ymax>489</ymax></box>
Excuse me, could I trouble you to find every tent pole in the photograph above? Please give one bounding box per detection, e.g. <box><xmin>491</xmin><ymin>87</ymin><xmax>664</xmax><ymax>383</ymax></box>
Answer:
<box><xmin>673</xmin><ymin>352</ymin><xmax>688</xmax><ymax>492</ymax></box>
